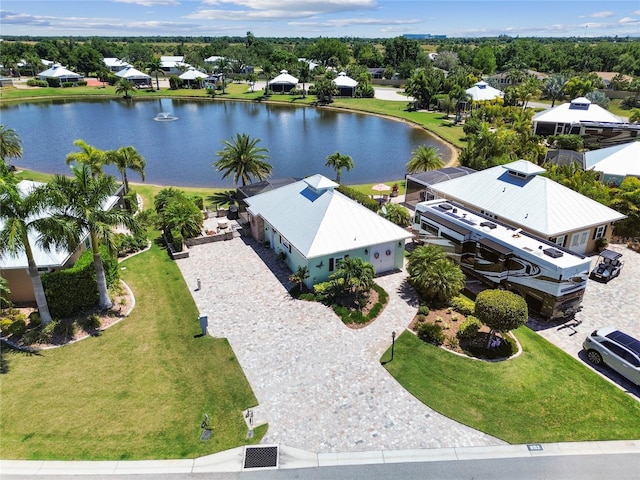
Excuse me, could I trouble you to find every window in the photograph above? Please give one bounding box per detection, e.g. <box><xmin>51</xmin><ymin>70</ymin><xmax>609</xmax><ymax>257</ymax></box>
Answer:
<box><xmin>602</xmin><ymin>341</ymin><xmax>627</xmax><ymax>359</ymax></box>
<box><xmin>552</xmin><ymin>235</ymin><xmax>566</xmax><ymax>247</ymax></box>
<box><xmin>593</xmin><ymin>225</ymin><xmax>607</xmax><ymax>240</ymax></box>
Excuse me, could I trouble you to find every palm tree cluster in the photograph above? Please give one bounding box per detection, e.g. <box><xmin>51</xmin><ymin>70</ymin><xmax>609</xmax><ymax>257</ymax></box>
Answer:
<box><xmin>407</xmin><ymin>244</ymin><xmax>465</xmax><ymax>306</ymax></box>
<box><xmin>0</xmin><ymin>128</ymin><xmax>144</xmax><ymax>324</ymax></box>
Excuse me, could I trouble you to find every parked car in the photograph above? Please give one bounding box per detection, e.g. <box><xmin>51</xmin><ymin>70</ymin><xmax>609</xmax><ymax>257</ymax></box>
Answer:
<box><xmin>589</xmin><ymin>249</ymin><xmax>623</xmax><ymax>282</ymax></box>
<box><xmin>583</xmin><ymin>327</ymin><xmax>640</xmax><ymax>386</ymax></box>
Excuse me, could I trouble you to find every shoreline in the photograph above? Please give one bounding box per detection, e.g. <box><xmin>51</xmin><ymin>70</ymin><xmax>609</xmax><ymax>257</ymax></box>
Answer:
<box><xmin>4</xmin><ymin>92</ymin><xmax>461</xmax><ymax>188</ymax></box>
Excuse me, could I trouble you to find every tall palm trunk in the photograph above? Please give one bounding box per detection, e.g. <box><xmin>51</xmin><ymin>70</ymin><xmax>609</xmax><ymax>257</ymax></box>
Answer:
<box><xmin>90</xmin><ymin>231</ymin><xmax>112</xmax><ymax>309</ymax></box>
<box><xmin>25</xmin><ymin>242</ymin><xmax>53</xmax><ymax>325</ymax></box>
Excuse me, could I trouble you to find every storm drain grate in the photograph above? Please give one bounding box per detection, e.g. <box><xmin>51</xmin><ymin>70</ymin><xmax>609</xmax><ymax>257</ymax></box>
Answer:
<box><xmin>243</xmin><ymin>445</ymin><xmax>278</xmax><ymax>469</ymax></box>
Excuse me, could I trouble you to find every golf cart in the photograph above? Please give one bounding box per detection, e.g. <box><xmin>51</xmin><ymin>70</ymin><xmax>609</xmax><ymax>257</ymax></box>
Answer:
<box><xmin>590</xmin><ymin>249</ymin><xmax>624</xmax><ymax>283</ymax></box>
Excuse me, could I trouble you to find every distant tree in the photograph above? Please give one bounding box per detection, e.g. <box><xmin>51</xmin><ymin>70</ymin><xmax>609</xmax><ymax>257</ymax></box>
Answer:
<box><xmin>475</xmin><ymin>290</ymin><xmax>528</xmax><ymax>348</ymax></box>
<box><xmin>297</xmin><ymin>60</ymin><xmax>311</xmax><ymax>97</ymax></box>
<box><xmin>516</xmin><ymin>77</ymin><xmax>541</xmax><ymax>109</ymax></box>
<box><xmin>407</xmin><ymin>244</ymin><xmax>465</xmax><ymax>305</ymax></box>
<box><xmin>406</xmin><ymin>145</ymin><xmax>444</xmax><ymax>174</ymax></box>
<box><xmin>307</xmin><ymin>38</ymin><xmax>350</xmax><ymax>68</ymax></box>
<box><xmin>115</xmin><ymin>78</ymin><xmax>136</xmax><ymax>99</ymax></box>
<box><xmin>325</xmin><ymin>151</ymin><xmax>354</xmax><ymax>183</ymax></box>
<box><xmin>542</xmin><ymin>74</ymin><xmax>566</xmax><ymax>107</ymax></box>
<box><xmin>432</xmin><ymin>50</ymin><xmax>459</xmax><ymax>71</ymax></box>
<box><xmin>473</xmin><ymin>46</ymin><xmax>497</xmax><ymax>75</ymax></box>
<box><xmin>213</xmin><ymin>133</ymin><xmax>271</xmax><ymax>186</ymax></box>
<box><xmin>147</xmin><ymin>57</ymin><xmax>162</xmax><ymax>91</ymax></box>
<box><xmin>383</xmin><ymin>37</ymin><xmax>420</xmax><ymax>69</ymax></box>
<box><xmin>69</xmin><ymin>44</ymin><xmax>103</xmax><ymax>77</ymax></box>
<box><xmin>261</xmin><ymin>63</ymin><xmax>274</xmax><ymax>96</ymax></box>
<box><xmin>563</xmin><ymin>76</ymin><xmax>596</xmax><ymax>99</ymax></box>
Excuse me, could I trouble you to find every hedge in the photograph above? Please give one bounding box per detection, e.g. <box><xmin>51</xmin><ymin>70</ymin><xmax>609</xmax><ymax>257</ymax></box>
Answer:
<box><xmin>337</xmin><ymin>185</ymin><xmax>380</xmax><ymax>212</ymax></box>
<box><xmin>42</xmin><ymin>246</ymin><xmax>119</xmax><ymax>318</ymax></box>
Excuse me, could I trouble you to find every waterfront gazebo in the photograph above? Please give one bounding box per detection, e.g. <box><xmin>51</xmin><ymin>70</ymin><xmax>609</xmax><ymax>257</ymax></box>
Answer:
<box><xmin>38</xmin><ymin>64</ymin><xmax>83</xmax><ymax>85</ymax></box>
<box><xmin>268</xmin><ymin>70</ymin><xmax>299</xmax><ymax>93</ymax></box>
<box><xmin>333</xmin><ymin>72</ymin><xmax>358</xmax><ymax>97</ymax></box>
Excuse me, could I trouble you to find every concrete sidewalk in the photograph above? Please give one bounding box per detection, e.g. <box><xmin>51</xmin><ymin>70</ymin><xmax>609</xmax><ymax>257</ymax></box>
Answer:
<box><xmin>3</xmin><ymin>440</ymin><xmax>638</xmax><ymax>475</ymax></box>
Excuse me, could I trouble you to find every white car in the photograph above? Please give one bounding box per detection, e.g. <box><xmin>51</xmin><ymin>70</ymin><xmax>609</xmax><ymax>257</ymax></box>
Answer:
<box><xmin>583</xmin><ymin>327</ymin><xmax>640</xmax><ymax>386</ymax></box>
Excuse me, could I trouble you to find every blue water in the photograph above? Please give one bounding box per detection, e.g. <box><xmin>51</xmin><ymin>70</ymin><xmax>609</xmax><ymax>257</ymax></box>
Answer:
<box><xmin>1</xmin><ymin>98</ymin><xmax>450</xmax><ymax>187</ymax></box>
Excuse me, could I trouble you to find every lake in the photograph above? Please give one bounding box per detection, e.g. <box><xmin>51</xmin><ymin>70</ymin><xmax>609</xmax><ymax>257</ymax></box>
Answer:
<box><xmin>1</xmin><ymin>98</ymin><xmax>450</xmax><ymax>187</ymax></box>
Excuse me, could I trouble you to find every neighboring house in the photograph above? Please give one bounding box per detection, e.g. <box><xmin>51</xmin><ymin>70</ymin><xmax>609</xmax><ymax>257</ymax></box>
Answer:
<box><xmin>115</xmin><ymin>66</ymin><xmax>152</xmax><ymax>86</ymax></box>
<box><xmin>245</xmin><ymin>174</ymin><xmax>412</xmax><ymax>288</ymax></box>
<box><xmin>268</xmin><ymin>70</ymin><xmax>299</xmax><ymax>93</ymax></box>
<box><xmin>298</xmin><ymin>58</ymin><xmax>319</xmax><ymax>71</ymax></box>
<box><xmin>368</xmin><ymin>68</ymin><xmax>385</xmax><ymax>80</ymax></box>
<box><xmin>584</xmin><ymin>142</ymin><xmax>640</xmax><ymax>187</ymax></box>
<box><xmin>532</xmin><ymin>97</ymin><xmax>623</xmax><ymax>137</ymax></box>
<box><xmin>593</xmin><ymin>72</ymin><xmax>634</xmax><ymax>90</ymax></box>
<box><xmin>404</xmin><ymin>167</ymin><xmax>476</xmax><ymax>207</ymax></box>
<box><xmin>38</xmin><ymin>64</ymin><xmax>83</xmax><ymax>84</ymax></box>
<box><xmin>103</xmin><ymin>58</ymin><xmax>130</xmax><ymax>72</ymax></box>
<box><xmin>160</xmin><ymin>56</ymin><xmax>190</xmax><ymax>75</ymax></box>
<box><xmin>0</xmin><ymin>181</ymin><xmax>121</xmax><ymax>304</ymax></box>
<box><xmin>333</xmin><ymin>72</ymin><xmax>358</xmax><ymax>97</ymax></box>
<box><xmin>429</xmin><ymin>160</ymin><xmax>625</xmax><ymax>255</ymax></box>
<box><xmin>179</xmin><ymin>67</ymin><xmax>208</xmax><ymax>87</ymax></box>
<box><xmin>487</xmin><ymin>70</ymin><xmax>548</xmax><ymax>90</ymax></box>
<box><xmin>204</xmin><ymin>56</ymin><xmax>225</xmax><ymax>65</ymax></box>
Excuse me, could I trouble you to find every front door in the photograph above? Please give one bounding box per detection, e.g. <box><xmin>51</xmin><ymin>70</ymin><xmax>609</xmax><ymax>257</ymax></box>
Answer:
<box><xmin>371</xmin><ymin>243</ymin><xmax>395</xmax><ymax>274</ymax></box>
<box><xmin>569</xmin><ymin>230</ymin><xmax>589</xmax><ymax>255</ymax></box>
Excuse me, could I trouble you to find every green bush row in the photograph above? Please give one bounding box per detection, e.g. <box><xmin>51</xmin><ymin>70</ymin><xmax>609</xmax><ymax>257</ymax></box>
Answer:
<box><xmin>450</xmin><ymin>295</ymin><xmax>475</xmax><ymax>316</ymax></box>
<box><xmin>337</xmin><ymin>185</ymin><xmax>380</xmax><ymax>212</ymax></box>
<box><xmin>42</xmin><ymin>246</ymin><xmax>119</xmax><ymax>318</ymax></box>
<box><xmin>26</xmin><ymin>79</ymin><xmax>49</xmax><ymax>87</ymax></box>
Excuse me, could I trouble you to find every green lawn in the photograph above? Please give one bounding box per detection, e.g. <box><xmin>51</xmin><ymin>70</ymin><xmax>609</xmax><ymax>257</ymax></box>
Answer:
<box><xmin>384</xmin><ymin>328</ymin><xmax>640</xmax><ymax>444</ymax></box>
<box><xmin>0</xmin><ymin>238</ymin><xmax>265</xmax><ymax>460</ymax></box>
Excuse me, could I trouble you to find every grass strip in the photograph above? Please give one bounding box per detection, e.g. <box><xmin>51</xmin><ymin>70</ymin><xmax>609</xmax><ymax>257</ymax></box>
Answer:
<box><xmin>0</xmin><ymin>237</ymin><xmax>264</xmax><ymax>460</ymax></box>
<box><xmin>384</xmin><ymin>328</ymin><xmax>640</xmax><ymax>444</ymax></box>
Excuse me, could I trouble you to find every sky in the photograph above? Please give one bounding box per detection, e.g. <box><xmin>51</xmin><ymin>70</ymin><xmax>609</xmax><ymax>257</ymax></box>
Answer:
<box><xmin>1</xmin><ymin>0</ymin><xmax>639</xmax><ymax>39</ymax></box>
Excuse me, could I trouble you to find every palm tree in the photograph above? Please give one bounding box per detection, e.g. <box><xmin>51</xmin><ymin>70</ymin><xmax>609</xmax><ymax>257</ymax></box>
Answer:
<box><xmin>147</xmin><ymin>57</ymin><xmax>163</xmax><ymax>91</ymax></box>
<box><xmin>45</xmin><ymin>164</ymin><xmax>140</xmax><ymax>310</ymax></box>
<box><xmin>407</xmin><ymin>244</ymin><xmax>465</xmax><ymax>305</ymax></box>
<box><xmin>0</xmin><ymin>125</ymin><xmax>23</xmax><ymax>168</ymax></box>
<box><xmin>65</xmin><ymin>139</ymin><xmax>107</xmax><ymax>177</ymax></box>
<box><xmin>542</xmin><ymin>74</ymin><xmax>566</xmax><ymax>107</ymax></box>
<box><xmin>261</xmin><ymin>63</ymin><xmax>274</xmax><ymax>96</ymax></box>
<box><xmin>115</xmin><ymin>78</ymin><xmax>136</xmax><ymax>99</ymax></box>
<box><xmin>330</xmin><ymin>257</ymin><xmax>375</xmax><ymax>307</ymax></box>
<box><xmin>288</xmin><ymin>265</ymin><xmax>309</xmax><ymax>292</ymax></box>
<box><xmin>406</xmin><ymin>145</ymin><xmax>444</xmax><ymax>174</ymax></box>
<box><xmin>630</xmin><ymin>108</ymin><xmax>640</xmax><ymax>124</ymax></box>
<box><xmin>325</xmin><ymin>151</ymin><xmax>354</xmax><ymax>183</ymax></box>
<box><xmin>381</xmin><ymin>203</ymin><xmax>411</xmax><ymax>227</ymax></box>
<box><xmin>213</xmin><ymin>133</ymin><xmax>272</xmax><ymax>186</ymax></box>
<box><xmin>0</xmin><ymin>177</ymin><xmax>55</xmax><ymax>324</ymax></box>
<box><xmin>297</xmin><ymin>60</ymin><xmax>312</xmax><ymax>97</ymax></box>
<box><xmin>209</xmin><ymin>189</ymin><xmax>238</xmax><ymax>208</ymax></box>
<box><xmin>313</xmin><ymin>77</ymin><xmax>337</xmax><ymax>104</ymax></box>
<box><xmin>105</xmin><ymin>146</ymin><xmax>146</xmax><ymax>194</ymax></box>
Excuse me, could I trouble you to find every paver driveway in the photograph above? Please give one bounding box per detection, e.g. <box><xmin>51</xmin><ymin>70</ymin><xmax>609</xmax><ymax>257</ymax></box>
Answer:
<box><xmin>176</xmin><ymin>237</ymin><xmax>503</xmax><ymax>453</ymax></box>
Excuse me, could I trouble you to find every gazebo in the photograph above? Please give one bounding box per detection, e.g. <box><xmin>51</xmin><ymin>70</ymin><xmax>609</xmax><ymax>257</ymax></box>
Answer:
<box><xmin>333</xmin><ymin>72</ymin><xmax>358</xmax><ymax>97</ymax></box>
<box><xmin>38</xmin><ymin>64</ymin><xmax>83</xmax><ymax>85</ymax></box>
<box><xmin>179</xmin><ymin>67</ymin><xmax>208</xmax><ymax>88</ymax></box>
<box><xmin>465</xmin><ymin>81</ymin><xmax>504</xmax><ymax>102</ymax></box>
<box><xmin>268</xmin><ymin>70</ymin><xmax>298</xmax><ymax>93</ymax></box>
<box><xmin>115</xmin><ymin>66</ymin><xmax>152</xmax><ymax>87</ymax></box>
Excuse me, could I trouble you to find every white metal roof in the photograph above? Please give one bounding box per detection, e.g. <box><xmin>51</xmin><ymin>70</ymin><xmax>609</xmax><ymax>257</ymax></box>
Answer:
<box><xmin>0</xmin><ymin>181</ymin><xmax>120</xmax><ymax>270</ymax></box>
<box><xmin>179</xmin><ymin>67</ymin><xmax>208</xmax><ymax>80</ymax></box>
<box><xmin>115</xmin><ymin>66</ymin><xmax>151</xmax><ymax>80</ymax></box>
<box><xmin>333</xmin><ymin>72</ymin><xmax>358</xmax><ymax>87</ymax></box>
<box><xmin>430</xmin><ymin>160</ymin><xmax>625</xmax><ymax>236</ymax></box>
<box><xmin>245</xmin><ymin>174</ymin><xmax>412</xmax><ymax>258</ymax></box>
<box><xmin>38</xmin><ymin>64</ymin><xmax>82</xmax><ymax>79</ymax></box>
<box><xmin>104</xmin><ymin>58</ymin><xmax>130</xmax><ymax>69</ymax></box>
<box><xmin>533</xmin><ymin>97</ymin><xmax>622</xmax><ymax>124</ymax></box>
<box><xmin>269</xmin><ymin>70</ymin><xmax>298</xmax><ymax>85</ymax></box>
<box><xmin>465</xmin><ymin>81</ymin><xmax>504</xmax><ymax>101</ymax></box>
<box><xmin>584</xmin><ymin>141</ymin><xmax>640</xmax><ymax>177</ymax></box>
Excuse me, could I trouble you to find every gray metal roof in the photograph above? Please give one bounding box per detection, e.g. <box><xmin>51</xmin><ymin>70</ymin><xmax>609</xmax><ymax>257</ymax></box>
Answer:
<box><xmin>406</xmin><ymin>167</ymin><xmax>476</xmax><ymax>186</ymax></box>
<box><xmin>430</xmin><ymin>160</ymin><xmax>625</xmax><ymax>236</ymax></box>
<box><xmin>245</xmin><ymin>174</ymin><xmax>412</xmax><ymax>258</ymax></box>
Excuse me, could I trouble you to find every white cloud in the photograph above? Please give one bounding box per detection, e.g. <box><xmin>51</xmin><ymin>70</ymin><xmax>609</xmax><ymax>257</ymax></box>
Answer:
<box><xmin>586</xmin><ymin>11</ymin><xmax>615</xmax><ymax>18</ymax></box>
<box><xmin>114</xmin><ymin>0</ymin><xmax>180</xmax><ymax>6</ymax></box>
<box><xmin>619</xmin><ymin>16</ymin><xmax>639</xmax><ymax>25</ymax></box>
<box><xmin>190</xmin><ymin>0</ymin><xmax>378</xmax><ymax>20</ymax></box>
<box><xmin>289</xmin><ymin>17</ymin><xmax>418</xmax><ymax>28</ymax></box>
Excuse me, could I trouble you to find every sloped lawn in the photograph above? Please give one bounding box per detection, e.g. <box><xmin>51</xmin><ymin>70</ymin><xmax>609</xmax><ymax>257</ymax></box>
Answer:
<box><xmin>384</xmin><ymin>328</ymin><xmax>640</xmax><ymax>444</ymax></box>
<box><xmin>0</xmin><ymin>238</ymin><xmax>264</xmax><ymax>460</ymax></box>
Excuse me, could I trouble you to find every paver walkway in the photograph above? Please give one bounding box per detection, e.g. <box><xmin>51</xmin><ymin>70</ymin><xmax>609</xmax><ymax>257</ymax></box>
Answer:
<box><xmin>176</xmin><ymin>237</ymin><xmax>503</xmax><ymax>453</ymax></box>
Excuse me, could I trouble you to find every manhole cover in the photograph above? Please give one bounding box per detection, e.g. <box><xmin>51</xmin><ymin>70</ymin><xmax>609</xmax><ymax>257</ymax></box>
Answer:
<box><xmin>244</xmin><ymin>445</ymin><xmax>278</xmax><ymax>469</ymax></box>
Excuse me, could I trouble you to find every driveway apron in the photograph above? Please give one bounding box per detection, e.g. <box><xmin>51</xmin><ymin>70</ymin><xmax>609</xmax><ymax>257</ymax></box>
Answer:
<box><xmin>176</xmin><ymin>237</ymin><xmax>503</xmax><ymax>453</ymax></box>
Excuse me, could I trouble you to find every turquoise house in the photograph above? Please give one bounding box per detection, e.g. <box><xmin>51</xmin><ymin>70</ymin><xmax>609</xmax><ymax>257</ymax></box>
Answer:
<box><xmin>245</xmin><ymin>175</ymin><xmax>413</xmax><ymax>288</ymax></box>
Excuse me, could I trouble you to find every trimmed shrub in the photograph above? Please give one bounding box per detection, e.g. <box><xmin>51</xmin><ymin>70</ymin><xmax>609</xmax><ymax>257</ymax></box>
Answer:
<box><xmin>450</xmin><ymin>295</ymin><xmax>475</xmax><ymax>316</ymax></box>
<box><xmin>42</xmin><ymin>246</ymin><xmax>119</xmax><ymax>318</ymax></box>
<box><xmin>76</xmin><ymin>81</ymin><xmax>87</xmax><ymax>87</ymax></box>
<box><xmin>417</xmin><ymin>322</ymin><xmax>444</xmax><ymax>345</ymax></box>
<box><xmin>475</xmin><ymin>290</ymin><xmax>528</xmax><ymax>335</ymax></box>
<box><xmin>418</xmin><ymin>305</ymin><xmax>430</xmax><ymax>316</ymax></box>
<box><xmin>26</xmin><ymin>79</ymin><xmax>48</xmax><ymax>87</ymax></box>
<box><xmin>337</xmin><ymin>185</ymin><xmax>380</xmax><ymax>212</ymax></box>
<box><xmin>28</xmin><ymin>311</ymin><xmax>42</xmax><ymax>328</ymax></box>
<box><xmin>190</xmin><ymin>195</ymin><xmax>204</xmax><ymax>210</ymax></box>
<box><xmin>457</xmin><ymin>315</ymin><xmax>482</xmax><ymax>339</ymax></box>
<box><xmin>8</xmin><ymin>318</ymin><xmax>27</xmax><ymax>337</ymax></box>
<box><xmin>45</xmin><ymin>77</ymin><xmax>61</xmax><ymax>87</ymax></box>
<box><xmin>114</xmin><ymin>232</ymin><xmax>147</xmax><ymax>257</ymax></box>
<box><xmin>61</xmin><ymin>82</ymin><xmax>76</xmax><ymax>88</ymax></box>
